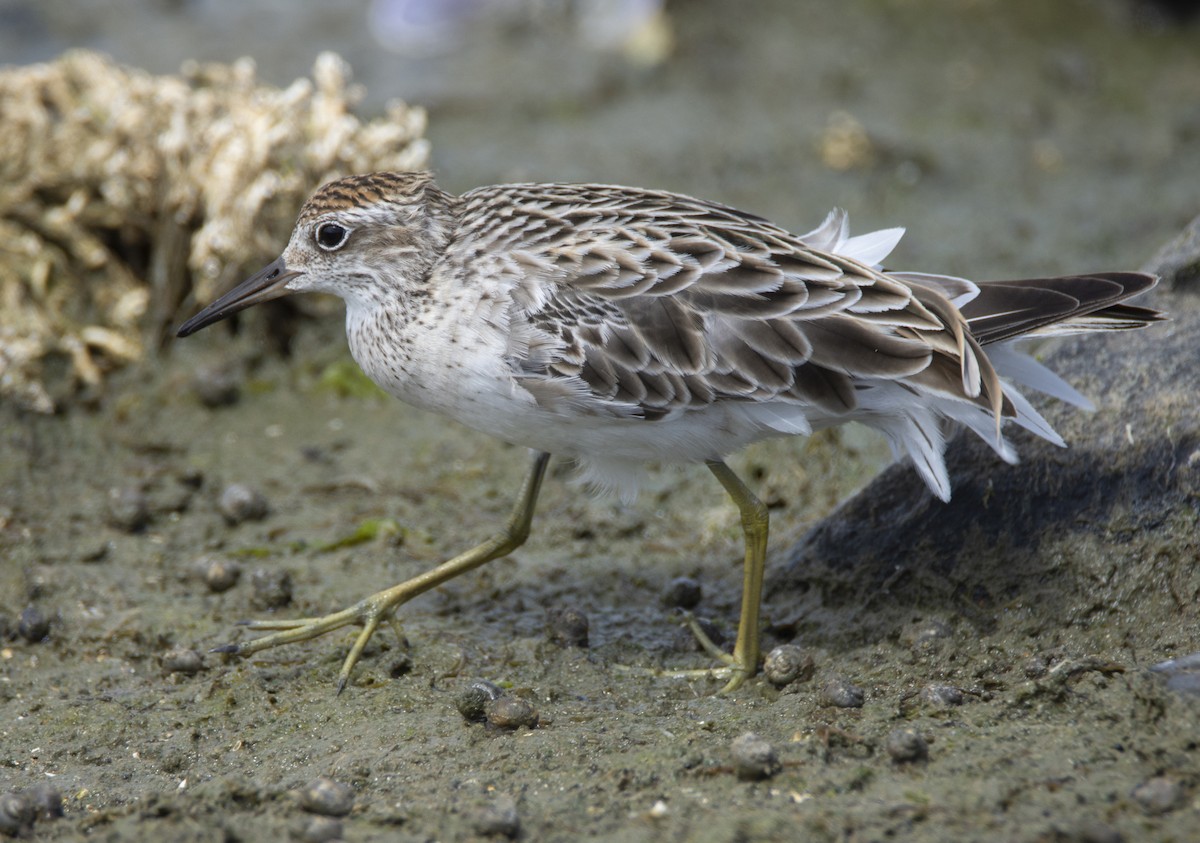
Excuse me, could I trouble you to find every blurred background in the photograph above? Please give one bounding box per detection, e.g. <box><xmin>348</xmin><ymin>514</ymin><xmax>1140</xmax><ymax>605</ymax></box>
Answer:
<box><xmin>4</xmin><ymin>0</ymin><xmax>1198</xmax><ymax>279</ymax></box>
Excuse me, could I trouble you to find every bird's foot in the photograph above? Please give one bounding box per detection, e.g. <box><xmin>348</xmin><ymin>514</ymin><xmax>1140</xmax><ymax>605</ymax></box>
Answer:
<box><xmin>212</xmin><ymin>588</ymin><xmax>410</xmax><ymax>694</ymax></box>
<box><xmin>611</xmin><ymin>614</ymin><xmax>756</xmax><ymax>694</ymax></box>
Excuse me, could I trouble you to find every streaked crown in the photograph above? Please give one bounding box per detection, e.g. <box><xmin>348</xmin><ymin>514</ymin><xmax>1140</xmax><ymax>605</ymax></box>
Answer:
<box><xmin>297</xmin><ymin>171</ymin><xmax>442</xmax><ymax>223</ymax></box>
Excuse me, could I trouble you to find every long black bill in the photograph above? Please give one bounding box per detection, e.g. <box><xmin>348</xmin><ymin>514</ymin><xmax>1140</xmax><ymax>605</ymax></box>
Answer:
<box><xmin>176</xmin><ymin>257</ymin><xmax>302</xmax><ymax>337</ymax></box>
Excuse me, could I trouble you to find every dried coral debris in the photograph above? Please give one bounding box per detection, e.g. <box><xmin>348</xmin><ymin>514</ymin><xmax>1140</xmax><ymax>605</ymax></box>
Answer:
<box><xmin>0</xmin><ymin>50</ymin><xmax>429</xmax><ymax>412</ymax></box>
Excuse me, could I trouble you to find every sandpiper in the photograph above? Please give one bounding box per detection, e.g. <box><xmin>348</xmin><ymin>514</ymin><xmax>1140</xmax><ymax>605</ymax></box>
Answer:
<box><xmin>178</xmin><ymin>171</ymin><xmax>1161</xmax><ymax>692</ymax></box>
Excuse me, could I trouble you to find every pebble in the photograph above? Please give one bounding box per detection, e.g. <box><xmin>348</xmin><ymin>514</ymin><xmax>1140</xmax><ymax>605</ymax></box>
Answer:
<box><xmin>0</xmin><ymin>792</ymin><xmax>35</xmax><ymax>837</ymax></box>
<box><xmin>299</xmin><ymin>815</ymin><xmax>344</xmax><ymax>843</ymax></box>
<box><xmin>161</xmin><ymin>647</ymin><xmax>205</xmax><ymax>675</ymax></box>
<box><xmin>27</xmin><ymin>783</ymin><xmax>63</xmax><ymax>820</ymax></box>
<box><xmin>920</xmin><ymin>683</ymin><xmax>964</xmax><ymax>708</ymax></box>
<box><xmin>298</xmin><ymin>776</ymin><xmax>355</xmax><ymax>817</ymax></box>
<box><xmin>484</xmin><ymin>695</ymin><xmax>539</xmax><ymax>730</ymax></box>
<box><xmin>218</xmin><ymin>483</ymin><xmax>269</xmax><ymax>525</ymax></box>
<box><xmin>250</xmin><ymin>568</ymin><xmax>293</xmax><ymax>609</ymax></box>
<box><xmin>661</xmin><ymin>576</ymin><xmax>702</xmax><ymax>609</ymax></box>
<box><xmin>1131</xmin><ymin>776</ymin><xmax>1183</xmax><ymax>815</ymax></box>
<box><xmin>202</xmin><ymin>557</ymin><xmax>242</xmax><ymax>593</ymax></box>
<box><xmin>107</xmin><ymin>485</ymin><xmax>151</xmax><ymax>532</ymax></box>
<box><xmin>885</xmin><ymin>727</ymin><xmax>928</xmax><ymax>763</ymax></box>
<box><xmin>472</xmin><ymin>794</ymin><xmax>520</xmax><ymax>839</ymax></box>
<box><xmin>545</xmin><ymin>605</ymin><xmax>589</xmax><ymax>648</ymax></box>
<box><xmin>762</xmin><ymin>644</ymin><xmax>815</xmax><ymax>687</ymax></box>
<box><xmin>456</xmin><ymin>680</ymin><xmax>504</xmax><ymax>722</ymax></box>
<box><xmin>18</xmin><ymin>606</ymin><xmax>50</xmax><ymax>643</ymax></box>
<box><xmin>818</xmin><ymin>675</ymin><xmax>865</xmax><ymax>708</ymax></box>
<box><xmin>730</xmin><ymin>732</ymin><xmax>781</xmax><ymax>781</ymax></box>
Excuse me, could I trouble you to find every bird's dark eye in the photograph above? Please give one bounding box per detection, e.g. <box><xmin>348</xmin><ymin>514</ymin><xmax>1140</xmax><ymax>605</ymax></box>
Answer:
<box><xmin>315</xmin><ymin>222</ymin><xmax>350</xmax><ymax>251</ymax></box>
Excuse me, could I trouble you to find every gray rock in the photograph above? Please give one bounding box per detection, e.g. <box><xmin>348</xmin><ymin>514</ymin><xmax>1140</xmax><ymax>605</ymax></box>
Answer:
<box><xmin>730</xmin><ymin>732</ymin><xmax>781</xmax><ymax>780</ymax></box>
<box><xmin>885</xmin><ymin>727</ymin><xmax>928</xmax><ymax>763</ymax></box>
<box><xmin>218</xmin><ymin>483</ymin><xmax>269</xmax><ymax>525</ymax></box>
<box><xmin>772</xmin><ymin>219</ymin><xmax>1198</xmax><ymax>653</ymax></box>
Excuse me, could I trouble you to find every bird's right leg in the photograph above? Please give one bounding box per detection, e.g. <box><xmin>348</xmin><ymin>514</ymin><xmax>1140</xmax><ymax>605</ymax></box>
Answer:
<box><xmin>214</xmin><ymin>450</ymin><xmax>552</xmax><ymax>693</ymax></box>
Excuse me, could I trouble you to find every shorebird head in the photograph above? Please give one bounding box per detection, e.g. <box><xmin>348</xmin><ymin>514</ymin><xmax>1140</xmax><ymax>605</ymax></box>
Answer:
<box><xmin>177</xmin><ymin>171</ymin><xmax>455</xmax><ymax>337</ymax></box>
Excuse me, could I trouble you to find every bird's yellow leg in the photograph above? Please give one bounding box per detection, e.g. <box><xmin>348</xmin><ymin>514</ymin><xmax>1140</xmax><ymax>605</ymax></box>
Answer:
<box><xmin>704</xmin><ymin>459</ymin><xmax>769</xmax><ymax>692</ymax></box>
<box><xmin>214</xmin><ymin>451</ymin><xmax>551</xmax><ymax>693</ymax></box>
<box><xmin>617</xmin><ymin>460</ymin><xmax>768</xmax><ymax>692</ymax></box>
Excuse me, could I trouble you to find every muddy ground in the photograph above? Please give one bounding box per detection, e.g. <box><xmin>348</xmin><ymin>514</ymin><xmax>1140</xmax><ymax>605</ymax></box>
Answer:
<box><xmin>3</xmin><ymin>1</ymin><xmax>1200</xmax><ymax>841</ymax></box>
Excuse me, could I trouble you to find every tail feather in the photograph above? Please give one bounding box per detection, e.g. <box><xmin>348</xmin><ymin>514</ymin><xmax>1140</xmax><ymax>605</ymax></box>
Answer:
<box><xmin>962</xmin><ymin>271</ymin><xmax>1161</xmax><ymax>345</ymax></box>
<box><xmin>1022</xmin><ymin>301</ymin><xmax>1164</xmax><ymax>338</ymax></box>
<box><xmin>877</xmin><ymin>269</ymin><xmax>1160</xmax><ymax>501</ymax></box>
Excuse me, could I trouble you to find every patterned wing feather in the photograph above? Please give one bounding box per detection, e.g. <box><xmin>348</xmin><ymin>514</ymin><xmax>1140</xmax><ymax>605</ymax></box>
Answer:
<box><xmin>460</xmin><ymin>183</ymin><xmax>992</xmax><ymax>423</ymax></box>
<box><xmin>459</xmin><ymin>184</ymin><xmax>1158</xmax><ymax>442</ymax></box>
<box><xmin>460</xmin><ymin>184</ymin><xmax>984</xmax><ymax>423</ymax></box>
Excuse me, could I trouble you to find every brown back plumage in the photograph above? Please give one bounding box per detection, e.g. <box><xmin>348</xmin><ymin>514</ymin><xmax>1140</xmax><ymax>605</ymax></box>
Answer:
<box><xmin>462</xmin><ymin>183</ymin><xmax>1161</xmax><ymax>436</ymax></box>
